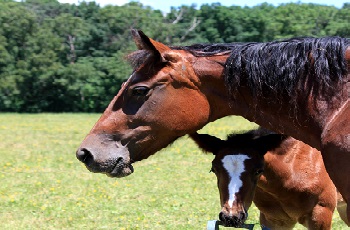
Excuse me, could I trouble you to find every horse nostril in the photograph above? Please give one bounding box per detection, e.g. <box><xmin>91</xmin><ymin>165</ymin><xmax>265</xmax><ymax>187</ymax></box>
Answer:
<box><xmin>76</xmin><ymin>148</ymin><xmax>93</xmax><ymax>163</ymax></box>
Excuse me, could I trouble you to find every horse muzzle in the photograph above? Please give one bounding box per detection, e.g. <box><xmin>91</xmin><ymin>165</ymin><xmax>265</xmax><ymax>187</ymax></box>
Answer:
<box><xmin>76</xmin><ymin>134</ymin><xmax>134</xmax><ymax>178</ymax></box>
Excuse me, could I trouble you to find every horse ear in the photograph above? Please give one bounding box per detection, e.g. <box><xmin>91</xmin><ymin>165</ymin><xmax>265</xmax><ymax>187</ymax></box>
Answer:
<box><xmin>189</xmin><ymin>132</ymin><xmax>224</xmax><ymax>155</ymax></box>
<box><xmin>131</xmin><ymin>29</ymin><xmax>171</xmax><ymax>54</ymax></box>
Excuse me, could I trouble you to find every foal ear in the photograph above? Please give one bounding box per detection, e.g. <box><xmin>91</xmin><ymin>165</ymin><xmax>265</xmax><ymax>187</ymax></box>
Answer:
<box><xmin>189</xmin><ymin>132</ymin><xmax>224</xmax><ymax>155</ymax></box>
<box><xmin>255</xmin><ymin>134</ymin><xmax>287</xmax><ymax>154</ymax></box>
<box><xmin>131</xmin><ymin>29</ymin><xmax>171</xmax><ymax>55</ymax></box>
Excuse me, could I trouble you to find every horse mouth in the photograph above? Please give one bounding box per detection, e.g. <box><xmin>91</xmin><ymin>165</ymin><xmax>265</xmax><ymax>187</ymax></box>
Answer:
<box><xmin>105</xmin><ymin>158</ymin><xmax>134</xmax><ymax>178</ymax></box>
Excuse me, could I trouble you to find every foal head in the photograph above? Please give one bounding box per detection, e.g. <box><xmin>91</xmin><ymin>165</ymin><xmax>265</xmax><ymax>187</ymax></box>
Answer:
<box><xmin>190</xmin><ymin>129</ymin><xmax>284</xmax><ymax>227</ymax></box>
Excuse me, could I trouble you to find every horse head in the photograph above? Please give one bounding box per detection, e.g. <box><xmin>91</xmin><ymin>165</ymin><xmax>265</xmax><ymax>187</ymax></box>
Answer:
<box><xmin>190</xmin><ymin>130</ymin><xmax>284</xmax><ymax>227</ymax></box>
<box><xmin>76</xmin><ymin>30</ymin><xmax>231</xmax><ymax>177</ymax></box>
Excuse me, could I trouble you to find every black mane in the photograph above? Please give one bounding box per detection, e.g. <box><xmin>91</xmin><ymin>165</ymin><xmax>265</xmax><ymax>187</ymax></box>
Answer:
<box><xmin>171</xmin><ymin>43</ymin><xmax>244</xmax><ymax>56</ymax></box>
<box><xmin>175</xmin><ymin>37</ymin><xmax>349</xmax><ymax>105</ymax></box>
<box><xmin>223</xmin><ymin>37</ymin><xmax>349</xmax><ymax>104</ymax></box>
<box><xmin>128</xmin><ymin>37</ymin><xmax>349</xmax><ymax>106</ymax></box>
<box><xmin>127</xmin><ymin>43</ymin><xmax>247</xmax><ymax>71</ymax></box>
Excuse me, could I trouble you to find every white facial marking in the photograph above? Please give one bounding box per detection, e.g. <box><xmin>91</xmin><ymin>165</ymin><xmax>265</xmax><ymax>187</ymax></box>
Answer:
<box><xmin>222</xmin><ymin>154</ymin><xmax>250</xmax><ymax>208</ymax></box>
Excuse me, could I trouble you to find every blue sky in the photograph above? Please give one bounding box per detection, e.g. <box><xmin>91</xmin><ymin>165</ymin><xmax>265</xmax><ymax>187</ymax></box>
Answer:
<box><xmin>58</xmin><ymin>0</ymin><xmax>349</xmax><ymax>12</ymax></box>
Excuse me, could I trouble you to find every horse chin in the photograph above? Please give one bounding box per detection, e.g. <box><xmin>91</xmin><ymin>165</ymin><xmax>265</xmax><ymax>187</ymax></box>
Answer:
<box><xmin>106</xmin><ymin>162</ymin><xmax>134</xmax><ymax>178</ymax></box>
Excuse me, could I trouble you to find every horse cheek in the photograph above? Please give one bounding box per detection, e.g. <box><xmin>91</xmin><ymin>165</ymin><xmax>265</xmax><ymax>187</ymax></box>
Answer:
<box><xmin>169</xmin><ymin>90</ymin><xmax>210</xmax><ymax>132</ymax></box>
<box><xmin>144</xmin><ymin>85</ymin><xmax>209</xmax><ymax>133</ymax></box>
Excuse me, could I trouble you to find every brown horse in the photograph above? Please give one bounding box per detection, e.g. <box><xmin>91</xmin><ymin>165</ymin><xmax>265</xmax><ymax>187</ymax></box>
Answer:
<box><xmin>76</xmin><ymin>30</ymin><xmax>350</xmax><ymax>220</ymax></box>
<box><xmin>190</xmin><ymin>129</ymin><xmax>337</xmax><ymax>229</ymax></box>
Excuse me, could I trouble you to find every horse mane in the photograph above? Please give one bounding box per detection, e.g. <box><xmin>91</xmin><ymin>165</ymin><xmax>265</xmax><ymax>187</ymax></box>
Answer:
<box><xmin>171</xmin><ymin>43</ymin><xmax>241</xmax><ymax>56</ymax></box>
<box><xmin>125</xmin><ymin>43</ymin><xmax>243</xmax><ymax>72</ymax></box>
<box><xmin>224</xmin><ymin>37</ymin><xmax>350</xmax><ymax>105</ymax></box>
<box><xmin>127</xmin><ymin>37</ymin><xmax>349</xmax><ymax>107</ymax></box>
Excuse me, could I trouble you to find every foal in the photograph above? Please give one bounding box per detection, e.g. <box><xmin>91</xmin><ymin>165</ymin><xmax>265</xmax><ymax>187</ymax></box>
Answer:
<box><xmin>190</xmin><ymin>129</ymin><xmax>337</xmax><ymax>229</ymax></box>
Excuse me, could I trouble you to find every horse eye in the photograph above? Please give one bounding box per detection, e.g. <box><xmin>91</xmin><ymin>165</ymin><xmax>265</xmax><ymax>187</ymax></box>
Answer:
<box><xmin>132</xmin><ymin>86</ymin><xmax>149</xmax><ymax>96</ymax></box>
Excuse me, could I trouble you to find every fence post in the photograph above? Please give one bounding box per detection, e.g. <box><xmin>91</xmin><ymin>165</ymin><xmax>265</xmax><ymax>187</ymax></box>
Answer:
<box><xmin>207</xmin><ymin>220</ymin><xmax>221</xmax><ymax>230</ymax></box>
<box><xmin>207</xmin><ymin>220</ymin><xmax>255</xmax><ymax>230</ymax></box>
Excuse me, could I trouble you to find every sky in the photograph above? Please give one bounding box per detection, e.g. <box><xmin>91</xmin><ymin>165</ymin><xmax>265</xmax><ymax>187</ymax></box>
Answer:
<box><xmin>57</xmin><ymin>0</ymin><xmax>348</xmax><ymax>12</ymax></box>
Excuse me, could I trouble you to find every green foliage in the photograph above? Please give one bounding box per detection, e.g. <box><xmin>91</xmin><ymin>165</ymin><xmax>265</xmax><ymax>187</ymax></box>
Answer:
<box><xmin>0</xmin><ymin>1</ymin><xmax>349</xmax><ymax>112</ymax></box>
<box><xmin>326</xmin><ymin>5</ymin><xmax>350</xmax><ymax>36</ymax></box>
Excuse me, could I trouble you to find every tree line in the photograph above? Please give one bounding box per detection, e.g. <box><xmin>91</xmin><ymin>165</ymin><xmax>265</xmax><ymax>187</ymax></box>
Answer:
<box><xmin>0</xmin><ymin>0</ymin><xmax>349</xmax><ymax>112</ymax></box>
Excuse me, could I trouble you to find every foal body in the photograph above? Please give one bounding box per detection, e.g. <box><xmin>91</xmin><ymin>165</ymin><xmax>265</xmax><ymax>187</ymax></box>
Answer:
<box><xmin>254</xmin><ymin>137</ymin><xmax>336</xmax><ymax>229</ymax></box>
<box><xmin>191</xmin><ymin>130</ymin><xmax>337</xmax><ymax>230</ymax></box>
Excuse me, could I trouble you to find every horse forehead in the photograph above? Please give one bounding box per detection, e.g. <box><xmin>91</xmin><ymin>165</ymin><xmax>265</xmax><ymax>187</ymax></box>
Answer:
<box><xmin>221</xmin><ymin>154</ymin><xmax>251</xmax><ymax>174</ymax></box>
<box><xmin>129</xmin><ymin>60</ymin><xmax>188</xmax><ymax>84</ymax></box>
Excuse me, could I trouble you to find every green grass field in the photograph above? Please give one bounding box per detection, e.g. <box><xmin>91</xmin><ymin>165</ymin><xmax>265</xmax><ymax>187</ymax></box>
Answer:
<box><xmin>0</xmin><ymin>114</ymin><xmax>347</xmax><ymax>229</ymax></box>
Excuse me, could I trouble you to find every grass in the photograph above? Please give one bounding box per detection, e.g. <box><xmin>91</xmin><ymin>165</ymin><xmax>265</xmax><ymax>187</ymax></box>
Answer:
<box><xmin>0</xmin><ymin>113</ymin><xmax>347</xmax><ymax>229</ymax></box>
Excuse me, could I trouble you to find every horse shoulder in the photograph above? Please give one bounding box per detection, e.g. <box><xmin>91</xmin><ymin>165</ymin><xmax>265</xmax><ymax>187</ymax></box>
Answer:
<box><xmin>321</xmin><ymin>101</ymin><xmax>350</xmax><ymax>151</ymax></box>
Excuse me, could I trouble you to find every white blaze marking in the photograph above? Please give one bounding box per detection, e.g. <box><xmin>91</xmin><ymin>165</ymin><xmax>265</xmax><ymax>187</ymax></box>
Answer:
<box><xmin>222</xmin><ymin>154</ymin><xmax>250</xmax><ymax>208</ymax></box>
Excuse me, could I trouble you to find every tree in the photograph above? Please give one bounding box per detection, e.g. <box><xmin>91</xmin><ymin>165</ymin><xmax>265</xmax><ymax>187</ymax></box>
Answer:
<box><xmin>271</xmin><ymin>3</ymin><xmax>338</xmax><ymax>38</ymax></box>
<box><xmin>326</xmin><ymin>4</ymin><xmax>350</xmax><ymax>37</ymax></box>
<box><xmin>0</xmin><ymin>1</ymin><xmax>348</xmax><ymax>112</ymax></box>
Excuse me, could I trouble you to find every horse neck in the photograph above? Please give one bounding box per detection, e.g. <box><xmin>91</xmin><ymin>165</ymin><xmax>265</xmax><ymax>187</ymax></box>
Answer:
<box><xmin>242</xmin><ymin>91</ymin><xmax>349</xmax><ymax>150</ymax></box>
<box><xmin>195</xmin><ymin>64</ymin><xmax>320</xmax><ymax>148</ymax></box>
<box><xmin>194</xmin><ymin>53</ymin><xmax>338</xmax><ymax>149</ymax></box>
<box><xmin>193</xmin><ymin>54</ymin><xmax>240</xmax><ymax>121</ymax></box>
<box><xmin>194</xmin><ymin>54</ymin><xmax>289</xmax><ymax>120</ymax></box>
<box><xmin>223</xmin><ymin>64</ymin><xmax>349</xmax><ymax>150</ymax></box>
<box><xmin>224</xmin><ymin>82</ymin><xmax>325</xmax><ymax>149</ymax></box>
